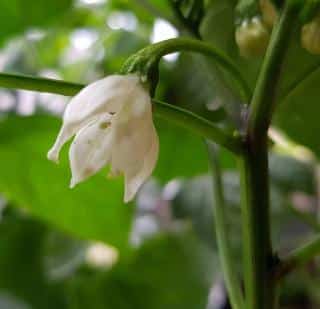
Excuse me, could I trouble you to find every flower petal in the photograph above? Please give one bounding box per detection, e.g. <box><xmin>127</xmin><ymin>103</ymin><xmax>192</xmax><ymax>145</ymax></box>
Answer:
<box><xmin>124</xmin><ymin>125</ymin><xmax>159</xmax><ymax>203</ymax></box>
<box><xmin>111</xmin><ymin>106</ymin><xmax>154</xmax><ymax>173</ymax></box>
<box><xmin>69</xmin><ymin>115</ymin><xmax>114</xmax><ymax>188</ymax></box>
<box><xmin>47</xmin><ymin>74</ymin><xmax>143</xmax><ymax>162</ymax></box>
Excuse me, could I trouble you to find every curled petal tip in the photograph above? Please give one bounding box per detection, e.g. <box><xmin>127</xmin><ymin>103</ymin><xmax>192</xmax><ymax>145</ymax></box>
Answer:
<box><xmin>123</xmin><ymin>196</ymin><xmax>132</xmax><ymax>204</ymax></box>
<box><xmin>69</xmin><ymin>178</ymin><xmax>77</xmax><ymax>189</ymax></box>
<box><xmin>47</xmin><ymin>148</ymin><xmax>59</xmax><ymax>164</ymax></box>
<box><xmin>124</xmin><ymin>189</ymin><xmax>135</xmax><ymax>203</ymax></box>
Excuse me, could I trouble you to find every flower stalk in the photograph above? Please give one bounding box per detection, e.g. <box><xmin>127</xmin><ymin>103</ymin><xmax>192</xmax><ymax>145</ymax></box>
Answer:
<box><xmin>207</xmin><ymin>144</ymin><xmax>245</xmax><ymax>309</ymax></box>
<box><xmin>122</xmin><ymin>38</ymin><xmax>251</xmax><ymax>102</ymax></box>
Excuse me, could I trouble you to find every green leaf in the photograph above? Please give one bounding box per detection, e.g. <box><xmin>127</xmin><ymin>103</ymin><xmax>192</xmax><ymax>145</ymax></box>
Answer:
<box><xmin>269</xmin><ymin>153</ymin><xmax>316</xmax><ymax>195</ymax></box>
<box><xmin>67</xmin><ymin>234</ymin><xmax>214</xmax><ymax>309</ymax></box>
<box><xmin>272</xmin><ymin>23</ymin><xmax>320</xmax><ymax>158</ymax></box>
<box><xmin>0</xmin><ymin>115</ymin><xmax>132</xmax><ymax>250</ymax></box>
<box><xmin>0</xmin><ymin>0</ymin><xmax>73</xmax><ymax>45</ymax></box>
<box><xmin>154</xmin><ymin>119</ymin><xmax>209</xmax><ymax>182</ymax></box>
<box><xmin>0</xmin><ymin>212</ymin><xmax>66</xmax><ymax>309</ymax></box>
<box><xmin>0</xmin><ymin>115</ymin><xmax>217</xmax><ymax>246</ymax></box>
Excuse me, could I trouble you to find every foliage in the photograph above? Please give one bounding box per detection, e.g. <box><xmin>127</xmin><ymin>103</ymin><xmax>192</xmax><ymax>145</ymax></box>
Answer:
<box><xmin>0</xmin><ymin>0</ymin><xmax>319</xmax><ymax>308</ymax></box>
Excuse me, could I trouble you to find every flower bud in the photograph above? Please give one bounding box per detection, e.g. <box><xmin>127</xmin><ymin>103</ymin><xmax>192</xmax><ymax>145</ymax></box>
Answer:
<box><xmin>301</xmin><ymin>13</ymin><xmax>320</xmax><ymax>55</ymax></box>
<box><xmin>259</xmin><ymin>0</ymin><xmax>278</xmax><ymax>28</ymax></box>
<box><xmin>235</xmin><ymin>17</ymin><xmax>270</xmax><ymax>58</ymax></box>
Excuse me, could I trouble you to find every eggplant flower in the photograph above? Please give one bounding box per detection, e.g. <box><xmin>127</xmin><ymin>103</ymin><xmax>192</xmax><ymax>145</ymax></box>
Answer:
<box><xmin>47</xmin><ymin>74</ymin><xmax>159</xmax><ymax>202</ymax></box>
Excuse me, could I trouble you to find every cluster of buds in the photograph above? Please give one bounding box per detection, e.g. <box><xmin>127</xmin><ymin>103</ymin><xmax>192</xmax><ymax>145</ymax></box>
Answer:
<box><xmin>235</xmin><ymin>0</ymin><xmax>320</xmax><ymax>57</ymax></box>
<box><xmin>235</xmin><ymin>0</ymin><xmax>278</xmax><ymax>58</ymax></box>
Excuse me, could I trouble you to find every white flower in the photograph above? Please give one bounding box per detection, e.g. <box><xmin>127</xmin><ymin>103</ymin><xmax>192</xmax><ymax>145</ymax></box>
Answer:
<box><xmin>47</xmin><ymin>74</ymin><xmax>159</xmax><ymax>203</ymax></box>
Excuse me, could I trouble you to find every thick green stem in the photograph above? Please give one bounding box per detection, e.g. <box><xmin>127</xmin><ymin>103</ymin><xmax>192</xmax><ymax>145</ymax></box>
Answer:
<box><xmin>241</xmin><ymin>2</ymin><xmax>301</xmax><ymax>308</ymax></box>
<box><xmin>247</xmin><ymin>2</ymin><xmax>301</xmax><ymax>139</ymax></box>
<box><xmin>207</xmin><ymin>143</ymin><xmax>245</xmax><ymax>309</ymax></box>
<box><xmin>0</xmin><ymin>72</ymin><xmax>243</xmax><ymax>154</ymax></box>
<box><xmin>276</xmin><ymin>236</ymin><xmax>320</xmax><ymax>280</ymax></box>
<box><xmin>239</xmin><ymin>137</ymin><xmax>275</xmax><ymax>309</ymax></box>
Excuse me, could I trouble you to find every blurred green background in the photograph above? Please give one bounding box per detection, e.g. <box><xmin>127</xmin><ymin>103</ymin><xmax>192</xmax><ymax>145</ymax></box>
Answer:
<box><xmin>0</xmin><ymin>0</ymin><xmax>320</xmax><ymax>308</ymax></box>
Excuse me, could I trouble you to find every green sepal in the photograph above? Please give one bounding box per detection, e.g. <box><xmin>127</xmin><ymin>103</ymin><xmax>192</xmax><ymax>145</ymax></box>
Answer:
<box><xmin>121</xmin><ymin>50</ymin><xmax>160</xmax><ymax>97</ymax></box>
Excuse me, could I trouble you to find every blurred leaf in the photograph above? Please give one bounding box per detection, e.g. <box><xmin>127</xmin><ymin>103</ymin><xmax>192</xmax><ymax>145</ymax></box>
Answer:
<box><xmin>0</xmin><ymin>115</ymin><xmax>133</xmax><ymax>250</ymax></box>
<box><xmin>274</xmin><ymin>63</ymin><xmax>320</xmax><ymax>158</ymax></box>
<box><xmin>272</xmin><ymin>23</ymin><xmax>320</xmax><ymax>159</ymax></box>
<box><xmin>0</xmin><ymin>212</ymin><xmax>66</xmax><ymax>309</ymax></box>
<box><xmin>67</xmin><ymin>234</ymin><xmax>214</xmax><ymax>309</ymax></box>
<box><xmin>0</xmin><ymin>0</ymin><xmax>73</xmax><ymax>45</ymax></box>
<box><xmin>0</xmin><ymin>115</ymin><xmax>223</xmax><ymax>247</ymax></box>
<box><xmin>269</xmin><ymin>153</ymin><xmax>316</xmax><ymax>195</ymax></box>
<box><xmin>154</xmin><ymin>120</ymin><xmax>209</xmax><ymax>182</ymax></box>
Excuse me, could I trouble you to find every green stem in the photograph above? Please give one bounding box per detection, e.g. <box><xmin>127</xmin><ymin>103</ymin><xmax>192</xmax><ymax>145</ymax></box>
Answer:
<box><xmin>0</xmin><ymin>72</ymin><xmax>243</xmax><ymax>154</ymax></box>
<box><xmin>241</xmin><ymin>2</ymin><xmax>301</xmax><ymax>308</ymax></box>
<box><xmin>207</xmin><ymin>143</ymin><xmax>245</xmax><ymax>309</ymax></box>
<box><xmin>239</xmin><ymin>137</ymin><xmax>275</xmax><ymax>309</ymax></box>
<box><xmin>276</xmin><ymin>236</ymin><xmax>320</xmax><ymax>279</ymax></box>
<box><xmin>0</xmin><ymin>73</ymin><xmax>83</xmax><ymax>96</ymax></box>
<box><xmin>247</xmin><ymin>2</ymin><xmax>301</xmax><ymax>139</ymax></box>
<box><xmin>168</xmin><ymin>0</ymin><xmax>201</xmax><ymax>38</ymax></box>
<box><xmin>155</xmin><ymin>99</ymin><xmax>243</xmax><ymax>154</ymax></box>
<box><xmin>123</xmin><ymin>38</ymin><xmax>251</xmax><ymax>102</ymax></box>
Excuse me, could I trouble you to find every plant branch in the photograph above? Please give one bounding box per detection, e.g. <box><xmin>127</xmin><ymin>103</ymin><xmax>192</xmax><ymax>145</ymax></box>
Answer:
<box><xmin>0</xmin><ymin>72</ymin><xmax>243</xmax><ymax>154</ymax></box>
<box><xmin>276</xmin><ymin>236</ymin><xmax>320</xmax><ymax>279</ymax></box>
<box><xmin>240</xmin><ymin>2</ymin><xmax>301</xmax><ymax>308</ymax></box>
<box><xmin>168</xmin><ymin>0</ymin><xmax>202</xmax><ymax>38</ymax></box>
<box><xmin>0</xmin><ymin>73</ymin><xmax>83</xmax><ymax>96</ymax></box>
<box><xmin>239</xmin><ymin>138</ymin><xmax>275</xmax><ymax>309</ymax></box>
<box><xmin>154</xmin><ymin>99</ymin><xmax>244</xmax><ymax>154</ymax></box>
<box><xmin>247</xmin><ymin>1</ymin><xmax>301</xmax><ymax>140</ymax></box>
<box><xmin>207</xmin><ymin>143</ymin><xmax>245</xmax><ymax>309</ymax></box>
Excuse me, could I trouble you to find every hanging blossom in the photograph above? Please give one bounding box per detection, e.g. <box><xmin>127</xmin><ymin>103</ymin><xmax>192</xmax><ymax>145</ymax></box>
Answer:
<box><xmin>47</xmin><ymin>74</ymin><xmax>159</xmax><ymax>202</ymax></box>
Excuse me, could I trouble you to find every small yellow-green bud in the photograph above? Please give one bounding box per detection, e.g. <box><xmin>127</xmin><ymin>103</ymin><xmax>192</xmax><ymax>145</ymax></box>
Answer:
<box><xmin>259</xmin><ymin>0</ymin><xmax>278</xmax><ymax>28</ymax></box>
<box><xmin>235</xmin><ymin>17</ymin><xmax>270</xmax><ymax>58</ymax></box>
<box><xmin>301</xmin><ymin>13</ymin><xmax>320</xmax><ymax>55</ymax></box>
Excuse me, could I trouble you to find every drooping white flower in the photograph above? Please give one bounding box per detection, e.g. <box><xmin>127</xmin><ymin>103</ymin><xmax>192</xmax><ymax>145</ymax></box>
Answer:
<box><xmin>47</xmin><ymin>74</ymin><xmax>159</xmax><ymax>202</ymax></box>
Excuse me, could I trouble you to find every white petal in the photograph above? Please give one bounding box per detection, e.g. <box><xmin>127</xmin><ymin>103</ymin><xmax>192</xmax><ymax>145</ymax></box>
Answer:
<box><xmin>111</xmin><ymin>104</ymin><xmax>154</xmax><ymax>173</ymax></box>
<box><xmin>69</xmin><ymin>115</ymin><xmax>114</xmax><ymax>188</ymax></box>
<box><xmin>47</xmin><ymin>74</ymin><xmax>143</xmax><ymax>162</ymax></box>
<box><xmin>124</xmin><ymin>125</ymin><xmax>159</xmax><ymax>203</ymax></box>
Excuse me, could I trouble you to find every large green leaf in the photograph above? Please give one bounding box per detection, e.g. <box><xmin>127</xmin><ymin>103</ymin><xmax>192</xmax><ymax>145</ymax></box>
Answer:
<box><xmin>0</xmin><ymin>0</ymin><xmax>73</xmax><ymax>45</ymax></box>
<box><xmin>0</xmin><ymin>212</ymin><xmax>66</xmax><ymax>309</ymax></box>
<box><xmin>0</xmin><ymin>211</ymin><xmax>215</xmax><ymax>309</ymax></box>
<box><xmin>154</xmin><ymin>119</ymin><xmax>209</xmax><ymax>182</ymax></box>
<box><xmin>67</xmin><ymin>234</ymin><xmax>214</xmax><ymax>309</ymax></box>
<box><xmin>273</xmin><ymin>22</ymin><xmax>320</xmax><ymax>158</ymax></box>
<box><xmin>0</xmin><ymin>116</ymin><xmax>132</xmax><ymax>249</ymax></box>
<box><xmin>0</xmin><ymin>115</ymin><xmax>216</xmax><ymax>245</ymax></box>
